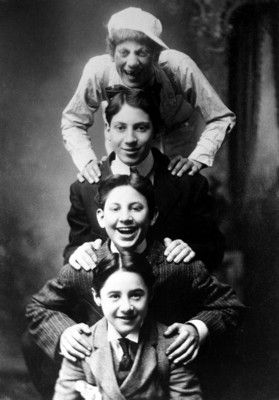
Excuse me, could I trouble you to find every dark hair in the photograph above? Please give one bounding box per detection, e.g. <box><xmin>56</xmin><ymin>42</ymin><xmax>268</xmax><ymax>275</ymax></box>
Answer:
<box><xmin>92</xmin><ymin>252</ymin><xmax>155</xmax><ymax>296</ymax></box>
<box><xmin>106</xmin><ymin>29</ymin><xmax>161</xmax><ymax>60</ymax></box>
<box><xmin>105</xmin><ymin>89</ymin><xmax>162</xmax><ymax>135</ymax></box>
<box><xmin>95</xmin><ymin>173</ymin><xmax>157</xmax><ymax>220</ymax></box>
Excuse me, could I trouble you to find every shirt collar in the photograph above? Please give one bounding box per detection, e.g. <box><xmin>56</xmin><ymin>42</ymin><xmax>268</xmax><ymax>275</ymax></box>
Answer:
<box><xmin>110</xmin><ymin>151</ymin><xmax>154</xmax><ymax>178</ymax></box>
<box><xmin>107</xmin><ymin>321</ymin><xmax>139</xmax><ymax>344</ymax></box>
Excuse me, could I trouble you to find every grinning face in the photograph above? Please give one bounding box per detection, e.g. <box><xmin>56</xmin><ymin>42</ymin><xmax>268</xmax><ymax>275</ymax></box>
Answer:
<box><xmin>97</xmin><ymin>185</ymin><xmax>157</xmax><ymax>252</ymax></box>
<box><xmin>108</xmin><ymin>103</ymin><xmax>154</xmax><ymax>166</ymax></box>
<box><xmin>93</xmin><ymin>270</ymin><xmax>149</xmax><ymax>336</ymax></box>
<box><xmin>114</xmin><ymin>40</ymin><xmax>154</xmax><ymax>88</ymax></box>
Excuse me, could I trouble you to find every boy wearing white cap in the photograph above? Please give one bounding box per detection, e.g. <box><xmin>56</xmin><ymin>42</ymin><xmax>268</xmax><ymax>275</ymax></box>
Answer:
<box><xmin>62</xmin><ymin>7</ymin><xmax>235</xmax><ymax>183</ymax></box>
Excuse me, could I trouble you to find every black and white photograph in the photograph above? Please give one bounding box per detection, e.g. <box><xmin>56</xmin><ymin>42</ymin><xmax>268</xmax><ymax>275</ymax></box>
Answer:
<box><xmin>0</xmin><ymin>0</ymin><xmax>278</xmax><ymax>399</ymax></box>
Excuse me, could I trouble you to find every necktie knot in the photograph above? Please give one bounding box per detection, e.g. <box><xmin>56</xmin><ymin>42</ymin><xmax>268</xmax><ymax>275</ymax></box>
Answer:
<box><xmin>130</xmin><ymin>166</ymin><xmax>139</xmax><ymax>175</ymax></box>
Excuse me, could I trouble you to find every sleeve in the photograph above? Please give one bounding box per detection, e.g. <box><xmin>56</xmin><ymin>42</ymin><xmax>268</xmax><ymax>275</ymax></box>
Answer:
<box><xmin>53</xmin><ymin>358</ymin><xmax>85</xmax><ymax>400</ymax></box>
<box><xmin>166</xmin><ymin>50</ymin><xmax>236</xmax><ymax>166</ymax></box>
<box><xmin>63</xmin><ymin>182</ymin><xmax>105</xmax><ymax>264</ymax></box>
<box><xmin>188</xmin><ymin>263</ymin><xmax>245</xmax><ymax>338</ymax></box>
<box><xmin>25</xmin><ymin>267</ymin><xmax>80</xmax><ymax>360</ymax></box>
<box><xmin>61</xmin><ymin>56</ymin><xmax>107</xmax><ymax>171</ymax></box>
<box><xmin>169</xmin><ymin>362</ymin><xmax>202</xmax><ymax>400</ymax></box>
<box><xmin>185</xmin><ymin>175</ymin><xmax>225</xmax><ymax>271</ymax></box>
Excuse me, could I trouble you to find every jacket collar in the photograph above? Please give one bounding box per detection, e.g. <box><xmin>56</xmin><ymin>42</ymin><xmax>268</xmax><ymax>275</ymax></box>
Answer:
<box><xmin>86</xmin><ymin>316</ymin><xmax>159</xmax><ymax>399</ymax></box>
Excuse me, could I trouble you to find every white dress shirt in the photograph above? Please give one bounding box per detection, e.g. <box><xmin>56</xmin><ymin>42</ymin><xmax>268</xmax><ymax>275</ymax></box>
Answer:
<box><xmin>110</xmin><ymin>151</ymin><xmax>154</xmax><ymax>183</ymax></box>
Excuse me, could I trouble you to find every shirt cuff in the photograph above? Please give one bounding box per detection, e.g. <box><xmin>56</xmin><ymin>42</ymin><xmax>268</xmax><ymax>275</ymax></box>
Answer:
<box><xmin>187</xmin><ymin>319</ymin><xmax>209</xmax><ymax>345</ymax></box>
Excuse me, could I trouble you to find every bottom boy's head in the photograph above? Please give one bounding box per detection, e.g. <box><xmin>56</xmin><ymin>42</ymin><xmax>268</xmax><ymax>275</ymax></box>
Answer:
<box><xmin>92</xmin><ymin>252</ymin><xmax>155</xmax><ymax>336</ymax></box>
<box><xmin>96</xmin><ymin>174</ymin><xmax>158</xmax><ymax>252</ymax></box>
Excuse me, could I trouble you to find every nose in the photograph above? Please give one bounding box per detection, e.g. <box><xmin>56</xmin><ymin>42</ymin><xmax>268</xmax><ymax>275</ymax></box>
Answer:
<box><xmin>124</xmin><ymin>127</ymin><xmax>137</xmax><ymax>145</ymax></box>
<box><xmin>119</xmin><ymin>208</ymin><xmax>133</xmax><ymax>223</ymax></box>
<box><xmin>119</xmin><ymin>296</ymin><xmax>133</xmax><ymax>313</ymax></box>
<box><xmin>126</xmin><ymin>53</ymin><xmax>139</xmax><ymax>69</ymax></box>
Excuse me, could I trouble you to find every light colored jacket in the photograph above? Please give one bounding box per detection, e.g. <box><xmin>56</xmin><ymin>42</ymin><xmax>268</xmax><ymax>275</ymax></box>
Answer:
<box><xmin>61</xmin><ymin>49</ymin><xmax>235</xmax><ymax>170</ymax></box>
<box><xmin>53</xmin><ymin>317</ymin><xmax>202</xmax><ymax>400</ymax></box>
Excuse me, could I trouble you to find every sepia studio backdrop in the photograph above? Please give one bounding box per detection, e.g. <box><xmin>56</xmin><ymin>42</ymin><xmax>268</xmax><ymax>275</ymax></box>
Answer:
<box><xmin>1</xmin><ymin>1</ymin><xmax>279</xmax><ymax>399</ymax></box>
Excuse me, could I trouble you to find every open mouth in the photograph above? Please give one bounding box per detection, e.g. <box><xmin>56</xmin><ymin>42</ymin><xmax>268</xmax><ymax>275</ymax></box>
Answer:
<box><xmin>124</xmin><ymin>70</ymin><xmax>141</xmax><ymax>80</ymax></box>
<box><xmin>117</xmin><ymin>315</ymin><xmax>137</xmax><ymax>322</ymax></box>
<box><xmin>117</xmin><ymin>227</ymin><xmax>137</xmax><ymax>235</ymax></box>
<box><xmin>122</xmin><ymin>148</ymin><xmax>139</xmax><ymax>155</ymax></box>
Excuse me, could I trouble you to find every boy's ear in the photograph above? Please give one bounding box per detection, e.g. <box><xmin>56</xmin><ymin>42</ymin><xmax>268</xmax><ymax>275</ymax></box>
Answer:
<box><xmin>91</xmin><ymin>288</ymin><xmax>101</xmax><ymax>307</ymax></box>
<box><xmin>150</xmin><ymin>209</ymin><xmax>159</xmax><ymax>227</ymax></box>
<box><xmin>96</xmin><ymin>208</ymin><xmax>105</xmax><ymax>228</ymax></box>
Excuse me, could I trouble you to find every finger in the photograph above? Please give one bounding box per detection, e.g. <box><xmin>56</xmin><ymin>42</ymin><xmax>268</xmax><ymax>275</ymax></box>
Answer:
<box><xmin>71</xmin><ymin>338</ymin><xmax>92</xmax><ymax>356</ymax></box>
<box><xmin>183</xmin><ymin>250</ymin><xmax>196</xmax><ymax>263</ymax></box>
<box><xmin>188</xmin><ymin>165</ymin><xmax>200</xmax><ymax>176</ymax></box>
<box><xmin>170</xmin><ymin>159</ymin><xmax>190</xmax><ymax>176</ymax></box>
<box><xmin>78</xmin><ymin>251</ymin><xmax>96</xmax><ymax>271</ymax></box>
<box><xmin>168</xmin><ymin>156</ymin><xmax>181</xmax><ymax>171</ymax></box>
<box><xmin>92</xmin><ymin>238</ymin><xmax>102</xmax><ymax>251</ymax></box>
<box><xmin>60</xmin><ymin>345</ymin><xmax>77</xmax><ymax>362</ymax></box>
<box><xmin>173</xmin><ymin>343</ymin><xmax>197</xmax><ymax>365</ymax></box>
<box><xmin>89</xmin><ymin>161</ymin><xmax>101</xmax><ymax>177</ymax></box>
<box><xmin>176</xmin><ymin>163</ymin><xmax>193</xmax><ymax>177</ymax></box>
<box><xmin>167</xmin><ymin>245</ymin><xmax>188</xmax><ymax>262</ymax></box>
<box><xmin>77</xmin><ymin>172</ymin><xmax>85</xmax><ymax>183</ymax></box>
<box><xmin>78</xmin><ymin>324</ymin><xmax>91</xmax><ymax>335</ymax></box>
<box><xmin>163</xmin><ymin>237</ymin><xmax>172</xmax><ymax>250</ymax></box>
<box><xmin>166</xmin><ymin>333</ymin><xmax>189</xmax><ymax>355</ymax></box>
<box><xmin>173</xmin><ymin>248</ymin><xmax>191</xmax><ymax>264</ymax></box>
<box><xmin>64</xmin><ymin>337</ymin><xmax>90</xmax><ymax>358</ymax></box>
<box><xmin>164</xmin><ymin>323</ymin><xmax>180</xmax><ymax>336</ymax></box>
<box><xmin>164</xmin><ymin>240</ymin><xmax>182</xmax><ymax>256</ymax></box>
<box><xmin>82</xmin><ymin>169</ymin><xmax>94</xmax><ymax>184</ymax></box>
<box><xmin>86</xmin><ymin>162</ymin><xmax>101</xmax><ymax>182</ymax></box>
<box><xmin>167</xmin><ymin>335</ymin><xmax>195</xmax><ymax>359</ymax></box>
<box><xmin>69</xmin><ymin>256</ymin><xmax>81</xmax><ymax>270</ymax></box>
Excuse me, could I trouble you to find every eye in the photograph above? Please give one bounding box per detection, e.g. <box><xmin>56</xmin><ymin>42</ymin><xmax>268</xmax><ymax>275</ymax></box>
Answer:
<box><xmin>135</xmin><ymin>125</ymin><xmax>147</xmax><ymax>132</ymax></box>
<box><xmin>109</xmin><ymin>293</ymin><xmax>120</xmax><ymax>300</ymax></box>
<box><xmin>134</xmin><ymin>123</ymin><xmax>150</xmax><ymax>132</ymax></box>
<box><xmin>113</xmin><ymin>124</ymin><xmax>126</xmax><ymax>133</ymax></box>
<box><xmin>131</xmin><ymin>203</ymin><xmax>144</xmax><ymax>212</ymax></box>
<box><xmin>118</xmin><ymin>49</ymin><xmax>129</xmax><ymax>57</ymax></box>
<box><xmin>130</xmin><ymin>291</ymin><xmax>144</xmax><ymax>300</ymax></box>
<box><xmin>109</xmin><ymin>204</ymin><xmax>120</xmax><ymax>212</ymax></box>
<box><xmin>137</xmin><ymin>49</ymin><xmax>150</xmax><ymax>57</ymax></box>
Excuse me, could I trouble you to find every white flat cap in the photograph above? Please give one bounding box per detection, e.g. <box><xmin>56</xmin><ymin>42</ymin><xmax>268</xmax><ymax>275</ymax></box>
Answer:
<box><xmin>108</xmin><ymin>7</ymin><xmax>168</xmax><ymax>49</ymax></box>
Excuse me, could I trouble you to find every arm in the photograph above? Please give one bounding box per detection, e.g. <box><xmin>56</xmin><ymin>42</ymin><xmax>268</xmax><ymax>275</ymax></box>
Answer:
<box><xmin>25</xmin><ymin>266</ymin><xmax>100</xmax><ymax>360</ymax></box>
<box><xmin>162</xmin><ymin>50</ymin><xmax>236</xmax><ymax>167</ymax></box>
<box><xmin>189</xmin><ymin>263</ymin><xmax>244</xmax><ymax>338</ymax></box>
<box><xmin>61</xmin><ymin>55</ymin><xmax>109</xmax><ymax>171</ymax></box>
<box><xmin>163</xmin><ymin>262</ymin><xmax>244</xmax><ymax>363</ymax></box>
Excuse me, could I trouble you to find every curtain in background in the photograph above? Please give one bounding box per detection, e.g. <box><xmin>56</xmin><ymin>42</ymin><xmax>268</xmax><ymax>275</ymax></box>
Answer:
<box><xmin>228</xmin><ymin>2</ymin><xmax>279</xmax><ymax>211</ymax></box>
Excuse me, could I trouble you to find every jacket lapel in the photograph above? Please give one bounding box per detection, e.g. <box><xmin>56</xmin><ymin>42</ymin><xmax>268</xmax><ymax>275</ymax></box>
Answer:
<box><xmin>86</xmin><ymin>318</ymin><xmax>126</xmax><ymax>400</ymax></box>
<box><xmin>120</xmin><ymin>318</ymin><xmax>158</xmax><ymax>398</ymax></box>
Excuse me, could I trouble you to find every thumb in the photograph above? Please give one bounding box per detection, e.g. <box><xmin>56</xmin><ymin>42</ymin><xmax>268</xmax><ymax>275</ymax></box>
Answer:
<box><xmin>164</xmin><ymin>237</ymin><xmax>172</xmax><ymax>248</ymax></box>
<box><xmin>164</xmin><ymin>323</ymin><xmax>179</xmax><ymax>337</ymax></box>
<box><xmin>79</xmin><ymin>324</ymin><xmax>91</xmax><ymax>335</ymax></box>
<box><xmin>92</xmin><ymin>238</ymin><xmax>102</xmax><ymax>250</ymax></box>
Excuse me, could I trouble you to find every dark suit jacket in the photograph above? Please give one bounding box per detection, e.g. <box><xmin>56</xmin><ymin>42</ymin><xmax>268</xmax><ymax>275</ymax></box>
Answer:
<box><xmin>63</xmin><ymin>148</ymin><xmax>224</xmax><ymax>270</ymax></box>
<box><xmin>26</xmin><ymin>241</ymin><xmax>243</xmax><ymax>361</ymax></box>
<box><xmin>53</xmin><ymin>317</ymin><xmax>202</xmax><ymax>400</ymax></box>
